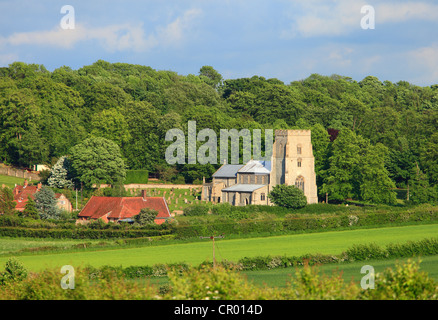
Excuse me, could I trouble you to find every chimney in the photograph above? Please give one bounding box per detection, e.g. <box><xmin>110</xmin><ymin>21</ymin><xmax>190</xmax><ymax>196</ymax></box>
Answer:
<box><xmin>24</xmin><ymin>179</ymin><xmax>28</xmax><ymax>188</ymax></box>
<box><xmin>37</xmin><ymin>183</ymin><xmax>42</xmax><ymax>191</ymax></box>
<box><xmin>141</xmin><ymin>190</ymin><xmax>147</xmax><ymax>200</ymax></box>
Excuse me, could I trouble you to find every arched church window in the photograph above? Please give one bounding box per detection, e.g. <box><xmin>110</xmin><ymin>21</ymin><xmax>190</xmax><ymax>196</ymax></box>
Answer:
<box><xmin>295</xmin><ymin>176</ymin><xmax>305</xmax><ymax>192</ymax></box>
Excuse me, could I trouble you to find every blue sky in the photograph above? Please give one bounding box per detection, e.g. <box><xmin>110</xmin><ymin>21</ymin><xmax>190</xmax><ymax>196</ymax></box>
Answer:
<box><xmin>0</xmin><ymin>0</ymin><xmax>437</xmax><ymax>86</ymax></box>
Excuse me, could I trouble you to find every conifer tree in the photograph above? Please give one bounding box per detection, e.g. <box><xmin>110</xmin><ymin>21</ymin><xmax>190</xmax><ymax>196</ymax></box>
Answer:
<box><xmin>0</xmin><ymin>186</ymin><xmax>15</xmax><ymax>215</ymax></box>
<box><xmin>47</xmin><ymin>156</ymin><xmax>74</xmax><ymax>189</ymax></box>
<box><xmin>35</xmin><ymin>186</ymin><xmax>60</xmax><ymax>220</ymax></box>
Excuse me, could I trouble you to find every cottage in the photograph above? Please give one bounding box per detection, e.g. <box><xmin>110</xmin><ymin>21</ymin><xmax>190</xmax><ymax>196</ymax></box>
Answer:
<box><xmin>76</xmin><ymin>190</ymin><xmax>171</xmax><ymax>225</ymax></box>
<box><xmin>13</xmin><ymin>180</ymin><xmax>73</xmax><ymax>213</ymax></box>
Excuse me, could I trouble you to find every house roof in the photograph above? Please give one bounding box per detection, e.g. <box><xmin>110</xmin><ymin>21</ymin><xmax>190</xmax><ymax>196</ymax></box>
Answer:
<box><xmin>13</xmin><ymin>185</ymin><xmax>39</xmax><ymax>211</ymax></box>
<box><xmin>78</xmin><ymin>196</ymin><xmax>171</xmax><ymax>224</ymax></box>
<box><xmin>12</xmin><ymin>183</ymin><xmax>71</xmax><ymax>212</ymax></box>
<box><xmin>212</xmin><ymin>164</ymin><xmax>244</xmax><ymax>178</ymax></box>
<box><xmin>222</xmin><ymin>184</ymin><xmax>266</xmax><ymax>193</ymax></box>
<box><xmin>238</xmin><ymin>160</ymin><xmax>271</xmax><ymax>174</ymax></box>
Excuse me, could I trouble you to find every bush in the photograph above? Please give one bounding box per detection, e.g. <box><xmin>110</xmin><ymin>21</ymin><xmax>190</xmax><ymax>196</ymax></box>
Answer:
<box><xmin>283</xmin><ymin>263</ymin><xmax>360</xmax><ymax>300</ymax></box>
<box><xmin>0</xmin><ymin>267</ymin><xmax>158</xmax><ymax>300</ymax></box>
<box><xmin>360</xmin><ymin>259</ymin><xmax>438</xmax><ymax>300</ymax></box>
<box><xmin>183</xmin><ymin>204</ymin><xmax>209</xmax><ymax>216</ymax></box>
<box><xmin>0</xmin><ymin>258</ymin><xmax>28</xmax><ymax>285</ymax></box>
<box><xmin>164</xmin><ymin>265</ymin><xmax>277</xmax><ymax>300</ymax></box>
<box><xmin>345</xmin><ymin>243</ymin><xmax>388</xmax><ymax>261</ymax></box>
<box><xmin>268</xmin><ymin>185</ymin><xmax>307</xmax><ymax>209</ymax></box>
<box><xmin>134</xmin><ymin>208</ymin><xmax>158</xmax><ymax>226</ymax></box>
<box><xmin>211</xmin><ymin>203</ymin><xmax>233</xmax><ymax>216</ymax></box>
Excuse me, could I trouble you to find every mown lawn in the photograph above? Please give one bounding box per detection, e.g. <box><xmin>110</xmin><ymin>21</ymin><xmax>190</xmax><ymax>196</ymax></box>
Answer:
<box><xmin>1</xmin><ymin>223</ymin><xmax>438</xmax><ymax>272</ymax></box>
<box><xmin>0</xmin><ymin>174</ymin><xmax>25</xmax><ymax>189</ymax></box>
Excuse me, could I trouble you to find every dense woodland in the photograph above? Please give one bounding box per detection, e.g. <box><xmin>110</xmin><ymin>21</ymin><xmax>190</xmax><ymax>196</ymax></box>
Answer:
<box><xmin>0</xmin><ymin>60</ymin><xmax>437</xmax><ymax>204</ymax></box>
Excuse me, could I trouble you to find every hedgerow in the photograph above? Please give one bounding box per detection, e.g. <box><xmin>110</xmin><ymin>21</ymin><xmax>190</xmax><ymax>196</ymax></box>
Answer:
<box><xmin>1</xmin><ymin>204</ymin><xmax>437</xmax><ymax>240</ymax></box>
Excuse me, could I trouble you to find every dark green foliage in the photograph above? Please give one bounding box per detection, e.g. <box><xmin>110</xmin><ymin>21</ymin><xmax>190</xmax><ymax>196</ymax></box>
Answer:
<box><xmin>69</xmin><ymin>136</ymin><xmax>126</xmax><ymax>189</ymax></box>
<box><xmin>268</xmin><ymin>185</ymin><xmax>307</xmax><ymax>209</ymax></box>
<box><xmin>0</xmin><ymin>186</ymin><xmax>15</xmax><ymax>215</ymax></box>
<box><xmin>124</xmin><ymin>170</ymin><xmax>149</xmax><ymax>184</ymax></box>
<box><xmin>134</xmin><ymin>208</ymin><xmax>158</xmax><ymax>226</ymax></box>
<box><xmin>1</xmin><ymin>61</ymin><xmax>437</xmax><ymax>206</ymax></box>
<box><xmin>183</xmin><ymin>204</ymin><xmax>209</xmax><ymax>216</ymax></box>
<box><xmin>20</xmin><ymin>196</ymin><xmax>39</xmax><ymax>219</ymax></box>
<box><xmin>0</xmin><ymin>226</ymin><xmax>172</xmax><ymax>239</ymax></box>
<box><xmin>0</xmin><ymin>258</ymin><xmax>28</xmax><ymax>285</ymax></box>
<box><xmin>345</xmin><ymin>243</ymin><xmax>388</xmax><ymax>261</ymax></box>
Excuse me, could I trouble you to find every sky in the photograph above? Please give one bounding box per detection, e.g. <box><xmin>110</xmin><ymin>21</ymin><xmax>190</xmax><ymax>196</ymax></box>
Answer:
<box><xmin>0</xmin><ymin>0</ymin><xmax>437</xmax><ymax>86</ymax></box>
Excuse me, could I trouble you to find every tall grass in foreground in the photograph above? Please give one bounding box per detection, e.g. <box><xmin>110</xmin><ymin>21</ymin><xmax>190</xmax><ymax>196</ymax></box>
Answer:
<box><xmin>0</xmin><ymin>258</ymin><xmax>436</xmax><ymax>300</ymax></box>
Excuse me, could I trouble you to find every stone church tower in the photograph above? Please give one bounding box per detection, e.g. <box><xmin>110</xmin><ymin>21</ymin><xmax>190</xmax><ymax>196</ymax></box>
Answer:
<box><xmin>269</xmin><ymin>130</ymin><xmax>318</xmax><ymax>204</ymax></box>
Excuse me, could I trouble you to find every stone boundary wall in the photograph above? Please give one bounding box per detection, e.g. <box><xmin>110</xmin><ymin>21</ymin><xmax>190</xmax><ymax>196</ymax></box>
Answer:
<box><xmin>125</xmin><ymin>184</ymin><xmax>202</xmax><ymax>190</ymax></box>
<box><xmin>0</xmin><ymin>166</ymin><xmax>40</xmax><ymax>181</ymax></box>
<box><xmin>94</xmin><ymin>183</ymin><xmax>203</xmax><ymax>190</ymax></box>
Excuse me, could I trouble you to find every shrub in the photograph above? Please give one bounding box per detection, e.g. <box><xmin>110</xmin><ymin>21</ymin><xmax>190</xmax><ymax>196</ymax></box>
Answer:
<box><xmin>0</xmin><ymin>267</ymin><xmax>158</xmax><ymax>300</ymax></box>
<box><xmin>282</xmin><ymin>264</ymin><xmax>360</xmax><ymax>300</ymax></box>
<box><xmin>0</xmin><ymin>258</ymin><xmax>28</xmax><ymax>285</ymax></box>
<box><xmin>164</xmin><ymin>265</ymin><xmax>277</xmax><ymax>300</ymax></box>
<box><xmin>211</xmin><ymin>203</ymin><xmax>233</xmax><ymax>216</ymax></box>
<box><xmin>268</xmin><ymin>185</ymin><xmax>307</xmax><ymax>209</ymax></box>
<box><xmin>360</xmin><ymin>259</ymin><xmax>438</xmax><ymax>300</ymax></box>
<box><xmin>183</xmin><ymin>204</ymin><xmax>209</xmax><ymax>216</ymax></box>
<box><xmin>134</xmin><ymin>208</ymin><xmax>158</xmax><ymax>226</ymax></box>
<box><xmin>345</xmin><ymin>243</ymin><xmax>388</xmax><ymax>261</ymax></box>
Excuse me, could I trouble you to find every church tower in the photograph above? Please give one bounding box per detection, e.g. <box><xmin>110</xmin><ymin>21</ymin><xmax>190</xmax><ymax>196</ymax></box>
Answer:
<box><xmin>270</xmin><ymin>130</ymin><xmax>318</xmax><ymax>204</ymax></box>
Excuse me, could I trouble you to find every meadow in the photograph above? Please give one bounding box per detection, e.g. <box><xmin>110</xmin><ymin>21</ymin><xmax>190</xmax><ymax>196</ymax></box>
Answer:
<box><xmin>244</xmin><ymin>255</ymin><xmax>438</xmax><ymax>288</ymax></box>
<box><xmin>0</xmin><ymin>174</ymin><xmax>25</xmax><ymax>189</ymax></box>
<box><xmin>2</xmin><ymin>223</ymin><xmax>438</xmax><ymax>272</ymax></box>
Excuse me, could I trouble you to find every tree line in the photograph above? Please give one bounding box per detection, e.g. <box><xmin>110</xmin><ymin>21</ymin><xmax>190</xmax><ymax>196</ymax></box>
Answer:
<box><xmin>0</xmin><ymin>60</ymin><xmax>437</xmax><ymax>205</ymax></box>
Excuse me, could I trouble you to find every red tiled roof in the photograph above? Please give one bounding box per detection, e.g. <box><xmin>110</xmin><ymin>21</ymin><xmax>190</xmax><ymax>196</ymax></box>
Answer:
<box><xmin>78</xmin><ymin>196</ymin><xmax>171</xmax><ymax>224</ymax></box>
<box><xmin>13</xmin><ymin>185</ymin><xmax>39</xmax><ymax>211</ymax></box>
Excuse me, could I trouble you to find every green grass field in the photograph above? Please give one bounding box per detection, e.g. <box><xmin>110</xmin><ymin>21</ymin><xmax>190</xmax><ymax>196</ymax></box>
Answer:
<box><xmin>0</xmin><ymin>174</ymin><xmax>25</xmax><ymax>189</ymax></box>
<box><xmin>1</xmin><ymin>223</ymin><xmax>438</xmax><ymax>272</ymax></box>
<box><xmin>244</xmin><ymin>255</ymin><xmax>438</xmax><ymax>288</ymax></box>
<box><xmin>0</xmin><ymin>237</ymin><xmax>112</xmax><ymax>255</ymax></box>
<box><xmin>141</xmin><ymin>254</ymin><xmax>438</xmax><ymax>289</ymax></box>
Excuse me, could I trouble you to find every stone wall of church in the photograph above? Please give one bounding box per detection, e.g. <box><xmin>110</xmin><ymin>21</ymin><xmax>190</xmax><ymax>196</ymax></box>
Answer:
<box><xmin>270</xmin><ymin>130</ymin><xmax>318</xmax><ymax>204</ymax></box>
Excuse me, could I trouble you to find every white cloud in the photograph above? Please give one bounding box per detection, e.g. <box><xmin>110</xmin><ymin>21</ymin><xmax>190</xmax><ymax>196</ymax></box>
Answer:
<box><xmin>283</xmin><ymin>0</ymin><xmax>438</xmax><ymax>38</ymax></box>
<box><xmin>408</xmin><ymin>44</ymin><xmax>438</xmax><ymax>84</ymax></box>
<box><xmin>0</xmin><ymin>8</ymin><xmax>202</xmax><ymax>52</ymax></box>
<box><xmin>156</xmin><ymin>8</ymin><xmax>202</xmax><ymax>47</ymax></box>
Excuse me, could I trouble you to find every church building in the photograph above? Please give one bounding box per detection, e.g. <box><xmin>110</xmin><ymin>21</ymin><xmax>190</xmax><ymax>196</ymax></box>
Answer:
<box><xmin>201</xmin><ymin>129</ymin><xmax>318</xmax><ymax>206</ymax></box>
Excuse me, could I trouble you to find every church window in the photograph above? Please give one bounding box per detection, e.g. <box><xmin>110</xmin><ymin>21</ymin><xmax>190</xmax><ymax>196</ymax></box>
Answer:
<box><xmin>295</xmin><ymin>176</ymin><xmax>305</xmax><ymax>192</ymax></box>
